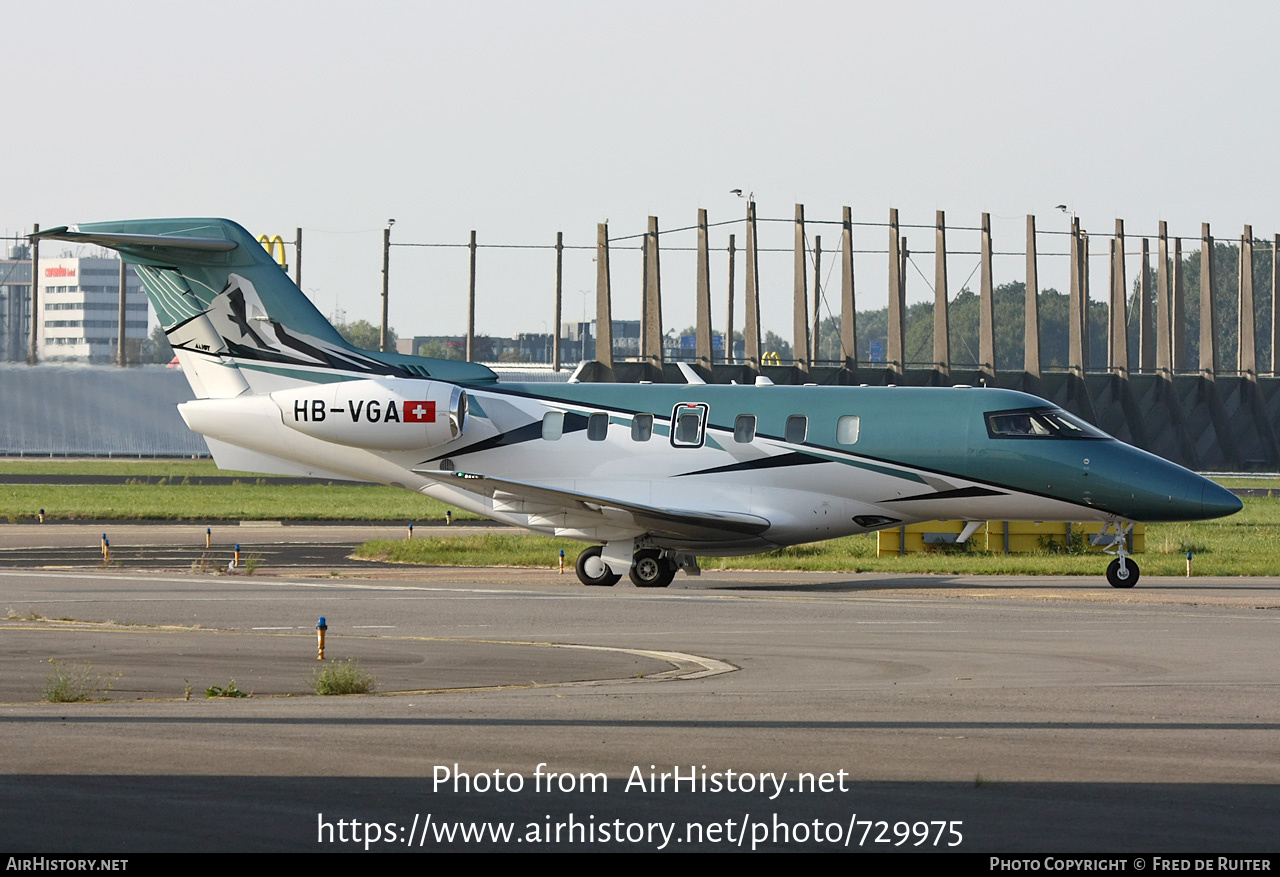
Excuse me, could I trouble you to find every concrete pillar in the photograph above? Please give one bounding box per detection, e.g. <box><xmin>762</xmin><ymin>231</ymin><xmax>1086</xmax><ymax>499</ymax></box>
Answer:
<box><xmin>793</xmin><ymin>203</ymin><xmax>810</xmax><ymax>370</ymax></box>
<box><xmin>466</xmin><ymin>230</ymin><xmax>476</xmax><ymax>362</ymax></box>
<box><xmin>887</xmin><ymin>208</ymin><xmax>904</xmax><ymax>375</ymax></box>
<box><xmin>117</xmin><ymin>259</ymin><xmax>127</xmax><ymax>367</ymax></box>
<box><xmin>1069</xmin><ymin>218</ymin><xmax>1084</xmax><ymax>375</ymax></box>
<box><xmin>726</xmin><ymin>234</ymin><xmax>736</xmax><ymax>365</ymax></box>
<box><xmin>840</xmin><ymin>206</ymin><xmax>857</xmax><ymax>367</ymax></box>
<box><xmin>812</xmin><ymin>235</ymin><xmax>822</xmax><ymax>363</ymax></box>
<box><xmin>553</xmin><ymin>231</ymin><xmax>563</xmax><ymax>371</ymax></box>
<box><xmin>380</xmin><ymin>225</ymin><xmax>390</xmax><ymax>353</ymax></box>
<box><xmin>1139</xmin><ymin>238</ymin><xmax>1154</xmax><ymax>371</ymax></box>
<box><xmin>1082</xmin><ymin>231</ymin><xmax>1091</xmax><ymax>368</ymax></box>
<box><xmin>640</xmin><ymin>234</ymin><xmax>648</xmax><ymax>360</ymax></box>
<box><xmin>1273</xmin><ymin>234</ymin><xmax>1280</xmax><ymax>376</ymax></box>
<box><xmin>1156</xmin><ymin>222</ymin><xmax>1173</xmax><ymax>375</ymax></box>
<box><xmin>595</xmin><ymin>223</ymin><xmax>614</xmax><ymax>368</ymax></box>
<box><xmin>933</xmin><ymin>210</ymin><xmax>950</xmax><ymax>377</ymax></box>
<box><xmin>28</xmin><ymin>223</ymin><xmax>38</xmax><ymax>365</ymax></box>
<box><xmin>1109</xmin><ymin>220</ymin><xmax>1128</xmax><ymax>376</ymax></box>
<box><xmin>1172</xmin><ymin>236</ymin><xmax>1186</xmax><ymax>370</ymax></box>
<box><xmin>1200</xmin><ymin>222</ymin><xmax>1217</xmax><ymax>378</ymax></box>
<box><xmin>1239</xmin><ymin>226</ymin><xmax>1256</xmax><ymax>379</ymax></box>
<box><xmin>644</xmin><ymin>216</ymin><xmax>663</xmax><ymax>366</ymax></box>
<box><xmin>979</xmin><ymin>212</ymin><xmax>995</xmax><ymax>382</ymax></box>
<box><xmin>744</xmin><ymin>203</ymin><xmax>762</xmax><ymax>367</ymax></box>
<box><xmin>1024</xmin><ymin>214</ymin><xmax>1040</xmax><ymax>377</ymax></box>
<box><xmin>901</xmin><ymin>237</ymin><xmax>909</xmax><ymax>353</ymax></box>
<box><xmin>695</xmin><ymin>208</ymin><xmax>713</xmax><ymax>367</ymax></box>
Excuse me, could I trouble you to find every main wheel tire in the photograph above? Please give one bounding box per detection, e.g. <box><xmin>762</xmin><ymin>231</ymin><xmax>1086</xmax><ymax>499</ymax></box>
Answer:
<box><xmin>1106</xmin><ymin>557</ymin><xmax>1139</xmax><ymax>589</ymax></box>
<box><xmin>629</xmin><ymin>549</ymin><xmax>676</xmax><ymax>588</ymax></box>
<box><xmin>576</xmin><ymin>545</ymin><xmax>620</xmax><ymax>587</ymax></box>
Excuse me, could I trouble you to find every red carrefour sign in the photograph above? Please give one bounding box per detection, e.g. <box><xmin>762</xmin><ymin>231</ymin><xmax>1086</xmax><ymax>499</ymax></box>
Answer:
<box><xmin>44</xmin><ymin>266</ymin><xmax>76</xmax><ymax>278</ymax></box>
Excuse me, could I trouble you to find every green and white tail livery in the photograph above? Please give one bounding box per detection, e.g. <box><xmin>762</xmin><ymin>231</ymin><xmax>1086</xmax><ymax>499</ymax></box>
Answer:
<box><xmin>36</xmin><ymin>218</ymin><xmax>495</xmax><ymax>398</ymax></box>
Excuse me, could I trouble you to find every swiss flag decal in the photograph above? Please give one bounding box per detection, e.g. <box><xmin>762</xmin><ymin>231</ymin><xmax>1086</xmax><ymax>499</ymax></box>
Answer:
<box><xmin>403</xmin><ymin>401</ymin><xmax>436</xmax><ymax>423</ymax></box>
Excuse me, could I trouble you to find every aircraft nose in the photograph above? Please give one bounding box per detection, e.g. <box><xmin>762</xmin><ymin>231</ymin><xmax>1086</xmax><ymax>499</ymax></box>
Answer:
<box><xmin>1200</xmin><ymin>480</ymin><xmax>1243</xmax><ymax>519</ymax></box>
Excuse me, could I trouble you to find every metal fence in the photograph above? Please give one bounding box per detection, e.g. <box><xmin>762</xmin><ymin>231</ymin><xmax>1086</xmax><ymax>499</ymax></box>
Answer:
<box><xmin>0</xmin><ymin>364</ymin><xmax>206</xmax><ymax>457</ymax></box>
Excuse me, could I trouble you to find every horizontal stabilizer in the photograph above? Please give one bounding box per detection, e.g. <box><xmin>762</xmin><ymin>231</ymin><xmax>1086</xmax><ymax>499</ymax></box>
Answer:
<box><xmin>414</xmin><ymin>469</ymin><xmax>771</xmax><ymax>541</ymax></box>
<box><xmin>32</xmin><ymin>227</ymin><xmax>236</xmax><ymax>252</ymax></box>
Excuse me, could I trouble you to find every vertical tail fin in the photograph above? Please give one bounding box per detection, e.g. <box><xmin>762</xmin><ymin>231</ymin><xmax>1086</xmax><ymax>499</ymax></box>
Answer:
<box><xmin>33</xmin><ymin>218</ymin><xmax>496</xmax><ymax>397</ymax></box>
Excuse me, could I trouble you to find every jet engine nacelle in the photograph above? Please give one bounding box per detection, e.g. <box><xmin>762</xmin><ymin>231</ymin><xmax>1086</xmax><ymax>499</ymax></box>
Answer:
<box><xmin>271</xmin><ymin>379</ymin><xmax>467</xmax><ymax>451</ymax></box>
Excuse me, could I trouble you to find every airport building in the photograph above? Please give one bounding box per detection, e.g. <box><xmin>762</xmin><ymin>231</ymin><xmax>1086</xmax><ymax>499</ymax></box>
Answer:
<box><xmin>1</xmin><ymin>246</ymin><xmax>151</xmax><ymax>362</ymax></box>
<box><xmin>37</xmin><ymin>255</ymin><xmax>148</xmax><ymax>360</ymax></box>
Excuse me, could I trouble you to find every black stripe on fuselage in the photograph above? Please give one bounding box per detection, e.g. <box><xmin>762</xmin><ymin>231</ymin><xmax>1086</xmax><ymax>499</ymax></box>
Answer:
<box><xmin>673</xmin><ymin>452</ymin><xmax>825</xmax><ymax>477</ymax></box>
<box><xmin>880</xmin><ymin>486</ymin><xmax>1007</xmax><ymax>503</ymax></box>
<box><xmin>420</xmin><ymin>412</ymin><xmax>588</xmax><ymax>464</ymax></box>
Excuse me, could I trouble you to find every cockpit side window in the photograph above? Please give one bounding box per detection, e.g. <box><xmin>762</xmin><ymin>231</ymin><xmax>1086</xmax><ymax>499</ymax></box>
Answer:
<box><xmin>985</xmin><ymin>408</ymin><xmax>1109</xmax><ymax>440</ymax></box>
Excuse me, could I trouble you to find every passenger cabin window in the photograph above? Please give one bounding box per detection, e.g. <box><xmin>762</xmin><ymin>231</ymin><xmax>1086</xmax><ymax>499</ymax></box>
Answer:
<box><xmin>985</xmin><ymin>408</ymin><xmax>1109</xmax><ymax>440</ymax></box>
<box><xmin>632</xmin><ymin>414</ymin><xmax>654</xmax><ymax>442</ymax></box>
<box><xmin>587</xmin><ymin>412</ymin><xmax>610</xmax><ymax>441</ymax></box>
<box><xmin>785</xmin><ymin>415</ymin><xmax>808</xmax><ymax>444</ymax></box>
<box><xmin>670</xmin><ymin>402</ymin><xmax>709</xmax><ymax>448</ymax></box>
<box><xmin>542</xmin><ymin>411</ymin><xmax>564</xmax><ymax>441</ymax></box>
<box><xmin>836</xmin><ymin>415</ymin><xmax>860</xmax><ymax>445</ymax></box>
<box><xmin>734</xmin><ymin>414</ymin><xmax>756</xmax><ymax>443</ymax></box>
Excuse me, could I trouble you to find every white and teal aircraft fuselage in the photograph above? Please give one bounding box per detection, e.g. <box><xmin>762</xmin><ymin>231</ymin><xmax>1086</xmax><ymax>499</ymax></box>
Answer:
<box><xmin>34</xmin><ymin>219</ymin><xmax>1242</xmax><ymax>589</ymax></box>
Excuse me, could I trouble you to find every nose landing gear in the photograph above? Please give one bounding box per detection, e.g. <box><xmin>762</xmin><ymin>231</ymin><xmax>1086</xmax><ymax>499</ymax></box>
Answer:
<box><xmin>1094</xmin><ymin>521</ymin><xmax>1139</xmax><ymax>588</ymax></box>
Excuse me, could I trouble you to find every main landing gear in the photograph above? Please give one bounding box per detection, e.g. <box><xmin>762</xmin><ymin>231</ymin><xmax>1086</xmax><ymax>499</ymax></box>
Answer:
<box><xmin>1093</xmin><ymin>521</ymin><xmax>1139</xmax><ymax>589</ymax></box>
<box><xmin>628</xmin><ymin>549</ymin><xmax>677</xmax><ymax>588</ymax></box>
<box><xmin>574</xmin><ymin>543</ymin><xmax>691</xmax><ymax>588</ymax></box>
<box><xmin>575</xmin><ymin>545</ymin><xmax>621</xmax><ymax>587</ymax></box>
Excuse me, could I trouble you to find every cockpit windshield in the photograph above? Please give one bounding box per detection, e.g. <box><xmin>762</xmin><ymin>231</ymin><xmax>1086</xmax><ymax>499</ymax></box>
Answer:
<box><xmin>985</xmin><ymin>407</ymin><xmax>1111</xmax><ymax>440</ymax></box>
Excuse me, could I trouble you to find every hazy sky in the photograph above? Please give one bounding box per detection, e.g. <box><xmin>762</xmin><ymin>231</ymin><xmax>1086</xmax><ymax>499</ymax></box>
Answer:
<box><xmin>7</xmin><ymin>1</ymin><xmax>1279</xmax><ymax>342</ymax></box>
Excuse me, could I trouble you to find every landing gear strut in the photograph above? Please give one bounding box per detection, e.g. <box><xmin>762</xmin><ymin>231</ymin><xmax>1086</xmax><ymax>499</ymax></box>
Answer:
<box><xmin>575</xmin><ymin>545</ymin><xmax>620</xmax><ymax>587</ymax></box>
<box><xmin>1094</xmin><ymin>521</ymin><xmax>1139</xmax><ymax>589</ymax></box>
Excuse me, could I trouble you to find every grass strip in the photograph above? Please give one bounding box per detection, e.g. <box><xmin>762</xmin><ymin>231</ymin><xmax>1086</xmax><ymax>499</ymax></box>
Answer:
<box><xmin>0</xmin><ymin>460</ymin><xmax>233</xmax><ymax>477</ymax></box>
<box><xmin>0</xmin><ymin>483</ymin><xmax>482</xmax><ymax>522</ymax></box>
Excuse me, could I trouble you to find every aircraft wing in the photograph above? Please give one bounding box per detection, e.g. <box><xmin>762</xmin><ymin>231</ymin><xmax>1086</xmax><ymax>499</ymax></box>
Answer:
<box><xmin>413</xmin><ymin>469</ymin><xmax>771</xmax><ymax>541</ymax></box>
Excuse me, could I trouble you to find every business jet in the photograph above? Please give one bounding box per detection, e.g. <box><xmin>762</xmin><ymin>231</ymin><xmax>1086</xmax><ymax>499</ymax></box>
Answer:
<box><xmin>33</xmin><ymin>219</ymin><xmax>1241</xmax><ymax>589</ymax></box>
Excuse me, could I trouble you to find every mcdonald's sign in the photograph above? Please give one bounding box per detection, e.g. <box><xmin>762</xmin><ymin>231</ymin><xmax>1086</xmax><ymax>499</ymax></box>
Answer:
<box><xmin>257</xmin><ymin>234</ymin><xmax>288</xmax><ymax>271</ymax></box>
<box><xmin>762</xmin><ymin>351</ymin><xmax>782</xmax><ymax>365</ymax></box>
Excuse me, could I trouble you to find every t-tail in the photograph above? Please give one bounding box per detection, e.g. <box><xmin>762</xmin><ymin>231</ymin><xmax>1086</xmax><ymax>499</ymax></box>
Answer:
<box><xmin>33</xmin><ymin>218</ymin><xmax>497</xmax><ymax>398</ymax></box>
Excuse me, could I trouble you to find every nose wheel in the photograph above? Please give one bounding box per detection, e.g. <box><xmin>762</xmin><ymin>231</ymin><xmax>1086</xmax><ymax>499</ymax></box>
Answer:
<box><xmin>1106</xmin><ymin>557</ymin><xmax>1139</xmax><ymax>589</ymax></box>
